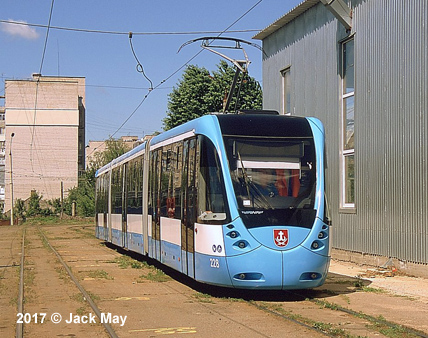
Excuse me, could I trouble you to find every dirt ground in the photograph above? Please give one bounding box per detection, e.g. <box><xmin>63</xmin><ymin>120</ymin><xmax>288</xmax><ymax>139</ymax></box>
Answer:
<box><xmin>329</xmin><ymin>260</ymin><xmax>428</xmax><ymax>304</ymax></box>
<box><xmin>1</xmin><ymin>223</ymin><xmax>428</xmax><ymax>338</ymax></box>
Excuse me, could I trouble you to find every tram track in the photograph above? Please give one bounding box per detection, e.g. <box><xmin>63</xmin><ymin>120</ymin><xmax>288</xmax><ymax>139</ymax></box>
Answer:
<box><xmin>16</xmin><ymin>228</ymin><xmax>25</xmax><ymax>338</ymax></box>
<box><xmin>13</xmin><ymin>225</ymin><xmax>119</xmax><ymax>338</ymax></box>
<box><xmin>281</xmin><ymin>289</ymin><xmax>428</xmax><ymax>338</ymax></box>
<box><xmin>161</xmin><ymin>281</ymin><xmax>330</xmax><ymax>338</ymax></box>
<box><xmin>36</xmin><ymin>226</ymin><xmax>119</xmax><ymax>338</ymax></box>
<box><xmin>194</xmin><ymin>286</ymin><xmax>428</xmax><ymax>338</ymax></box>
<box><xmin>3</xmin><ymin>222</ymin><xmax>427</xmax><ymax>338</ymax></box>
<box><xmin>101</xmin><ymin>236</ymin><xmax>428</xmax><ymax>338</ymax></box>
<box><xmin>238</xmin><ymin>286</ymin><xmax>428</xmax><ymax>338</ymax></box>
<box><xmin>151</xmin><ymin>259</ymin><xmax>428</xmax><ymax>338</ymax></box>
<box><xmin>0</xmin><ymin>225</ymin><xmax>23</xmax><ymax>338</ymax></box>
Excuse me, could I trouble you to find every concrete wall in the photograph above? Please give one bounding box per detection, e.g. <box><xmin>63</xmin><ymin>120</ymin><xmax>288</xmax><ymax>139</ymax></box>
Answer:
<box><xmin>4</xmin><ymin>75</ymin><xmax>85</xmax><ymax>211</ymax></box>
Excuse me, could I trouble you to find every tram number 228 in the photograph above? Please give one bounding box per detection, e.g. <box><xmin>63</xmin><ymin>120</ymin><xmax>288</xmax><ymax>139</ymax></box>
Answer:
<box><xmin>210</xmin><ymin>258</ymin><xmax>220</xmax><ymax>268</ymax></box>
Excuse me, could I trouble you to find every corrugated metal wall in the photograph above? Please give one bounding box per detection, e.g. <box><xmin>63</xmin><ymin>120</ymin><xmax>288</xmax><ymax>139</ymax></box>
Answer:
<box><xmin>261</xmin><ymin>0</ymin><xmax>428</xmax><ymax>264</ymax></box>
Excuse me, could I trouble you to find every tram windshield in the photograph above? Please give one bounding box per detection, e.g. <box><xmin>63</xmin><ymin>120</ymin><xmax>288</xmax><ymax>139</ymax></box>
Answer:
<box><xmin>225</xmin><ymin>138</ymin><xmax>317</xmax><ymax>228</ymax></box>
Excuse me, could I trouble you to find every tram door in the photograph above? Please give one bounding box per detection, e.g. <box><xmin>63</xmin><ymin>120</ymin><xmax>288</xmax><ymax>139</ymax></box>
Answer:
<box><xmin>121</xmin><ymin>163</ymin><xmax>127</xmax><ymax>248</ymax></box>
<box><xmin>150</xmin><ymin>150</ymin><xmax>162</xmax><ymax>261</ymax></box>
<box><xmin>182</xmin><ymin>138</ymin><xmax>197</xmax><ymax>278</ymax></box>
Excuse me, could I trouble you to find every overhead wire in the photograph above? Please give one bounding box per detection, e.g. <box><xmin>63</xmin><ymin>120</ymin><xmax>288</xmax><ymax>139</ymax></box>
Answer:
<box><xmin>7</xmin><ymin>1</ymin><xmax>264</xmax><ymax>165</ymax></box>
<box><xmin>84</xmin><ymin>0</ymin><xmax>263</xmax><ymax>158</ymax></box>
<box><xmin>108</xmin><ymin>0</ymin><xmax>263</xmax><ymax>139</ymax></box>
<box><xmin>129</xmin><ymin>32</ymin><xmax>153</xmax><ymax>90</ymax></box>
<box><xmin>38</xmin><ymin>0</ymin><xmax>55</xmax><ymax>75</ymax></box>
<box><xmin>29</xmin><ymin>0</ymin><xmax>56</xmax><ymax>198</ymax></box>
<box><xmin>0</xmin><ymin>19</ymin><xmax>260</xmax><ymax>36</ymax></box>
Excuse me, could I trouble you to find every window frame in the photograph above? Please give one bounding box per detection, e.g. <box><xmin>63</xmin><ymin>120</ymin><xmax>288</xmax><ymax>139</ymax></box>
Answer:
<box><xmin>340</xmin><ymin>37</ymin><xmax>356</xmax><ymax>212</ymax></box>
<box><xmin>280</xmin><ymin>66</ymin><xmax>292</xmax><ymax>115</ymax></box>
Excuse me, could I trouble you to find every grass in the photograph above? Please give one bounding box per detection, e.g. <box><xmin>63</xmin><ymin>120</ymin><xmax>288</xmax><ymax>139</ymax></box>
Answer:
<box><xmin>359</xmin><ymin>286</ymin><xmax>387</xmax><ymax>294</ymax></box>
<box><xmin>23</xmin><ymin>216</ymin><xmax>93</xmax><ymax>226</ymax></box>
<box><xmin>312</xmin><ymin>299</ymin><xmax>422</xmax><ymax>338</ymax></box>
<box><xmin>71</xmin><ymin>292</ymin><xmax>86</xmax><ymax>303</ymax></box>
<box><xmin>192</xmin><ymin>292</ymin><xmax>215</xmax><ymax>304</ymax></box>
<box><xmin>112</xmin><ymin>254</ymin><xmax>170</xmax><ymax>283</ymax></box>
<box><xmin>86</xmin><ymin>269</ymin><xmax>114</xmax><ymax>280</ymax></box>
<box><xmin>54</xmin><ymin>264</ymin><xmax>72</xmax><ymax>283</ymax></box>
<box><xmin>255</xmin><ymin>302</ymin><xmax>354</xmax><ymax>338</ymax></box>
<box><xmin>137</xmin><ymin>269</ymin><xmax>171</xmax><ymax>283</ymax></box>
<box><xmin>365</xmin><ymin>315</ymin><xmax>423</xmax><ymax>338</ymax></box>
<box><xmin>71</xmin><ymin>291</ymin><xmax>100</xmax><ymax>303</ymax></box>
<box><xmin>68</xmin><ymin>226</ymin><xmax>96</xmax><ymax>239</ymax></box>
<box><xmin>76</xmin><ymin>306</ymin><xmax>86</xmax><ymax>316</ymax></box>
<box><xmin>114</xmin><ymin>255</ymin><xmax>147</xmax><ymax>269</ymax></box>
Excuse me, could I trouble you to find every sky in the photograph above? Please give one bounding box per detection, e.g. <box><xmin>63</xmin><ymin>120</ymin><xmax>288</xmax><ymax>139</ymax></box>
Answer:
<box><xmin>0</xmin><ymin>0</ymin><xmax>302</xmax><ymax>143</ymax></box>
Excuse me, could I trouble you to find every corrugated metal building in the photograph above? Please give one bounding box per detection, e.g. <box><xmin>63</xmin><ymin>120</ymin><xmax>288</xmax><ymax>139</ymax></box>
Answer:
<box><xmin>254</xmin><ymin>0</ymin><xmax>428</xmax><ymax>276</ymax></box>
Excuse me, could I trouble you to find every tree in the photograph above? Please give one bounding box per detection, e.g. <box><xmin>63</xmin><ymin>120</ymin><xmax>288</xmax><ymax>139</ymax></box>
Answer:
<box><xmin>82</xmin><ymin>137</ymin><xmax>130</xmax><ymax>194</ymax></box>
<box><xmin>163</xmin><ymin>61</ymin><xmax>262</xmax><ymax>130</ymax></box>
<box><xmin>64</xmin><ymin>137</ymin><xmax>129</xmax><ymax>217</ymax></box>
<box><xmin>27</xmin><ymin>190</ymin><xmax>43</xmax><ymax>217</ymax></box>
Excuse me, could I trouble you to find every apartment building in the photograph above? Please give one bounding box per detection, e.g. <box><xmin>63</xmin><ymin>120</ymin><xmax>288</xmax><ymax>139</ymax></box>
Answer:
<box><xmin>4</xmin><ymin>74</ymin><xmax>85</xmax><ymax>212</ymax></box>
<box><xmin>0</xmin><ymin>106</ymin><xmax>5</xmax><ymax>211</ymax></box>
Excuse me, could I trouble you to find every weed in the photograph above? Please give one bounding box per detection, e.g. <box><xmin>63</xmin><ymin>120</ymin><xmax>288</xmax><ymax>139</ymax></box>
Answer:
<box><xmin>71</xmin><ymin>293</ymin><xmax>85</xmax><ymax>303</ymax></box>
<box><xmin>256</xmin><ymin>302</ymin><xmax>354</xmax><ymax>338</ymax></box>
<box><xmin>353</xmin><ymin>280</ymin><xmax>364</xmax><ymax>288</ymax></box>
<box><xmin>314</xmin><ymin>299</ymin><xmax>340</xmax><ymax>311</ymax></box>
<box><xmin>76</xmin><ymin>307</ymin><xmax>86</xmax><ymax>316</ymax></box>
<box><xmin>359</xmin><ymin>286</ymin><xmax>387</xmax><ymax>294</ymax></box>
<box><xmin>55</xmin><ymin>265</ymin><xmax>70</xmax><ymax>282</ymax></box>
<box><xmin>138</xmin><ymin>269</ymin><xmax>170</xmax><ymax>283</ymax></box>
<box><xmin>87</xmin><ymin>269</ymin><xmax>114</xmax><ymax>280</ymax></box>
<box><xmin>193</xmin><ymin>292</ymin><xmax>215</xmax><ymax>304</ymax></box>
<box><xmin>114</xmin><ymin>256</ymin><xmax>147</xmax><ymax>269</ymax></box>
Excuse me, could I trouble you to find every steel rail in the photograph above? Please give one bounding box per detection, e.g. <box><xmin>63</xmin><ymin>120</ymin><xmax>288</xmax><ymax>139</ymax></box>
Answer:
<box><xmin>37</xmin><ymin>227</ymin><xmax>119</xmax><ymax>338</ymax></box>
<box><xmin>16</xmin><ymin>228</ymin><xmax>25</xmax><ymax>338</ymax></box>
<box><xmin>283</xmin><ymin>289</ymin><xmax>428</xmax><ymax>338</ymax></box>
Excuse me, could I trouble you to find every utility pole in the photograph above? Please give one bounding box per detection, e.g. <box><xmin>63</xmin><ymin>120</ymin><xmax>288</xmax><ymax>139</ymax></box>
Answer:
<box><xmin>60</xmin><ymin>181</ymin><xmax>64</xmax><ymax>219</ymax></box>
<box><xmin>10</xmin><ymin>132</ymin><xmax>15</xmax><ymax>225</ymax></box>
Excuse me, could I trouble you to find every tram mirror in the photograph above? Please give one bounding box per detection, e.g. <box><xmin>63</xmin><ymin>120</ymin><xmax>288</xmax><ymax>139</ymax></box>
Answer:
<box><xmin>198</xmin><ymin>211</ymin><xmax>227</xmax><ymax>221</ymax></box>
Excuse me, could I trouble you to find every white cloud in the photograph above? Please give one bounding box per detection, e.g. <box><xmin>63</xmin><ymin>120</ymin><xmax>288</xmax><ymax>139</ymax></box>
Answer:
<box><xmin>1</xmin><ymin>20</ymin><xmax>40</xmax><ymax>40</ymax></box>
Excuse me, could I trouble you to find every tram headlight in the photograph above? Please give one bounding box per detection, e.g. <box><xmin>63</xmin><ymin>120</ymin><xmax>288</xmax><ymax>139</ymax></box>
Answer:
<box><xmin>311</xmin><ymin>241</ymin><xmax>320</xmax><ymax>249</ymax></box>
<box><xmin>232</xmin><ymin>240</ymin><xmax>250</xmax><ymax>250</ymax></box>
<box><xmin>318</xmin><ymin>232</ymin><xmax>324</xmax><ymax>239</ymax></box>
<box><xmin>229</xmin><ymin>231</ymin><xmax>238</xmax><ymax>238</ymax></box>
<box><xmin>238</xmin><ymin>241</ymin><xmax>246</xmax><ymax>249</ymax></box>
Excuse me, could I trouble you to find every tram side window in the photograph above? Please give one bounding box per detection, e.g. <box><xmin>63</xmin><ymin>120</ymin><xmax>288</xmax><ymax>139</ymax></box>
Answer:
<box><xmin>149</xmin><ymin>150</ymin><xmax>162</xmax><ymax>240</ymax></box>
<box><xmin>127</xmin><ymin>156</ymin><xmax>143</xmax><ymax>214</ymax></box>
<box><xmin>160</xmin><ymin>145</ymin><xmax>172</xmax><ymax>218</ymax></box>
<box><xmin>159</xmin><ymin>143</ymin><xmax>183</xmax><ymax>219</ymax></box>
<box><xmin>173</xmin><ymin>143</ymin><xmax>182</xmax><ymax>220</ymax></box>
<box><xmin>111</xmin><ymin>166</ymin><xmax>123</xmax><ymax>214</ymax></box>
<box><xmin>95</xmin><ymin>174</ymin><xmax>108</xmax><ymax>214</ymax></box>
<box><xmin>197</xmin><ymin>136</ymin><xmax>229</xmax><ymax>224</ymax></box>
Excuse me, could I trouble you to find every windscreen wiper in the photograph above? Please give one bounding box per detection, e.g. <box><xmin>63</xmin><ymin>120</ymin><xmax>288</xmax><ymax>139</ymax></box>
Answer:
<box><xmin>237</xmin><ymin>152</ymin><xmax>274</xmax><ymax>210</ymax></box>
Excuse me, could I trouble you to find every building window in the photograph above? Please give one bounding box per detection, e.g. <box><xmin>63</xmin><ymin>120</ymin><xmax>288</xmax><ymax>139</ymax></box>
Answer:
<box><xmin>341</xmin><ymin>38</ymin><xmax>355</xmax><ymax>210</ymax></box>
<box><xmin>281</xmin><ymin>67</ymin><xmax>291</xmax><ymax>115</ymax></box>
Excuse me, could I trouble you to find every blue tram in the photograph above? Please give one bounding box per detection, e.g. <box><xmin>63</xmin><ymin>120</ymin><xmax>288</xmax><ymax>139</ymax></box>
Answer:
<box><xmin>95</xmin><ymin>111</ymin><xmax>331</xmax><ymax>289</ymax></box>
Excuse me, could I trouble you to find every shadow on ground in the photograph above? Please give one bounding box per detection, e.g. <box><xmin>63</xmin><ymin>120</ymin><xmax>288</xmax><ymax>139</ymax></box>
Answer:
<box><xmin>106</xmin><ymin>242</ymin><xmax>372</xmax><ymax>303</ymax></box>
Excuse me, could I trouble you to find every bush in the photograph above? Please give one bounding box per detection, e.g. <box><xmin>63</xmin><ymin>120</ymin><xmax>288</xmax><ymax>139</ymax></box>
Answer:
<box><xmin>12</xmin><ymin>191</ymin><xmax>54</xmax><ymax>223</ymax></box>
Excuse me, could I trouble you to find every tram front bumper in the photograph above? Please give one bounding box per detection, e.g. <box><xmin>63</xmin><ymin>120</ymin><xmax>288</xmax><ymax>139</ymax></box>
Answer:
<box><xmin>226</xmin><ymin>245</ymin><xmax>329</xmax><ymax>290</ymax></box>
